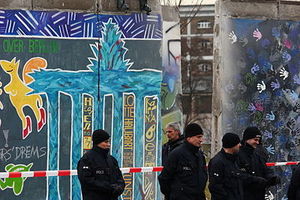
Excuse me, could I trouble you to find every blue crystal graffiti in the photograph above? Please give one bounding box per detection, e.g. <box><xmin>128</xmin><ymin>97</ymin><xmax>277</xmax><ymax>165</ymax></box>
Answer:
<box><xmin>29</xmin><ymin>19</ymin><xmax>161</xmax><ymax>200</ymax></box>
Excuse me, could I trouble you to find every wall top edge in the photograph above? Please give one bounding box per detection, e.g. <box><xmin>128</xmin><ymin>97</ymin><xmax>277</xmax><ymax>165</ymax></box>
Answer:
<box><xmin>0</xmin><ymin>7</ymin><xmax>162</xmax><ymax>16</ymax></box>
<box><xmin>229</xmin><ymin>0</ymin><xmax>300</xmax><ymax>5</ymax></box>
<box><xmin>217</xmin><ymin>14</ymin><xmax>276</xmax><ymax>20</ymax></box>
<box><xmin>218</xmin><ymin>15</ymin><xmax>300</xmax><ymax>22</ymax></box>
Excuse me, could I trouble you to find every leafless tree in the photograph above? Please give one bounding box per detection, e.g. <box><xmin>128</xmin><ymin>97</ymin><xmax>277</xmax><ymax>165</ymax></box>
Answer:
<box><xmin>161</xmin><ymin>0</ymin><xmax>205</xmax><ymax>33</ymax></box>
<box><xmin>162</xmin><ymin>0</ymin><xmax>209</xmax><ymax>127</ymax></box>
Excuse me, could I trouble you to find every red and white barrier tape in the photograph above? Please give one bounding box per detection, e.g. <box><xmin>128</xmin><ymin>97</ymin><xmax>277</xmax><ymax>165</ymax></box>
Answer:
<box><xmin>120</xmin><ymin>166</ymin><xmax>163</xmax><ymax>174</ymax></box>
<box><xmin>266</xmin><ymin>161</ymin><xmax>299</xmax><ymax>167</ymax></box>
<box><xmin>0</xmin><ymin>166</ymin><xmax>164</xmax><ymax>179</ymax></box>
<box><xmin>0</xmin><ymin>162</ymin><xmax>299</xmax><ymax>179</ymax></box>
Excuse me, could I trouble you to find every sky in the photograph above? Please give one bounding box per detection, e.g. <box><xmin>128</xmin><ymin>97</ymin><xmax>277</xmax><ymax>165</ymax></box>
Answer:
<box><xmin>161</xmin><ymin>0</ymin><xmax>216</xmax><ymax>5</ymax></box>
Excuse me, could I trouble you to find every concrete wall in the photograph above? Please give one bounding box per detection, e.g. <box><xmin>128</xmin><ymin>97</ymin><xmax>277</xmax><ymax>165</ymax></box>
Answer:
<box><xmin>0</xmin><ymin>0</ymin><xmax>161</xmax><ymax>14</ymax></box>
<box><xmin>0</xmin><ymin>1</ymin><xmax>165</xmax><ymax>199</ymax></box>
<box><xmin>213</xmin><ymin>0</ymin><xmax>300</xmax><ymax>199</ymax></box>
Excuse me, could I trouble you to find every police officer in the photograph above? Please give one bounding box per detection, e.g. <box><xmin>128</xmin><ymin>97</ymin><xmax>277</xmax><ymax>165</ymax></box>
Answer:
<box><xmin>237</xmin><ymin>127</ymin><xmax>280</xmax><ymax>200</ymax></box>
<box><xmin>208</xmin><ymin>133</ymin><xmax>243</xmax><ymax>200</ymax></box>
<box><xmin>287</xmin><ymin>164</ymin><xmax>300</xmax><ymax>200</ymax></box>
<box><xmin>77</xmin><ymin>129</ymin><xmax>125</xmax><ymax>200</ymax></box>
<box><xmin>162</xmin><ymin>122</ymin><xmax>184</xmax><ymax>166</ymax></box>
<box><xmin>158</xmin><ymin>123</ymin><xmax>208</xmax><ymax>200</ymax></box>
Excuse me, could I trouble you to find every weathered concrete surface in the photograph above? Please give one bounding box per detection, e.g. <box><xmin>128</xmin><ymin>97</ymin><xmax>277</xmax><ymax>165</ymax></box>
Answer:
<box><xmin>161</xmin><ymin>5</ymin><xmax>179</xmax><ymax>22</ymax></box>
<box><xmin>0</xmin><ymin>0</ymin><xmax>32</xmax><ymax>9</ymax></box>
<box><xmin>33</xmin><ymin>0</ymin><xmax>96</xmax><ymax>11</ymax></box>
<box><xmin>212</xmin><ymin>0</ymin><xmax>300</xmax><ymax>155</ymax></box>
<box><xmin>219</xmin><ymin>0</ymin><xmax>278</xmax><ymax>19</ymax></box>
<box><xmin>100</xmin><ymin>0</ymin><xmax>161</xmax><ymax>14</ymax></box>
<box><xmin>214</xmin><ymin>2</ymin><xmax>300</xmax><ymax>200</ymax></box>
<box><xmin>149</xmin><ymin>1</ymin><xmax>161</xmax><ymax>15</ymax></box>
<box><xmin>101</xmin><ymin>0</ymin><xmax>139</xmax><ymax>12</ymax></box>
<box><xmin>279</xmin><ymin>3</ymin><xmax>300</xmax><ymax>20</ymax></box>
<box><xmin>0</xmin><ymin>0</ymin><xmax>160</xmax><ymax>14</ymax></box>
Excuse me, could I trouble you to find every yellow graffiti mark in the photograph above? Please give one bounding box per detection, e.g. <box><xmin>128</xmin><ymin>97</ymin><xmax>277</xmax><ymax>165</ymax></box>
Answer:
<box><xmin>83</xmin><ymin>96</ymin><xmax>93</xmax><ymax>151</ymax></box>
<box><xmin>0</xmin><ymin>57</ymin><xmax>47</xmax><ymax>139</ymax></box>
<box><xmin>83</xmin><ymin>136</ymin><xmax>92</xmax><ymax>150</ymax></box>
<box><xmin>122</xmin><ymin>94</ymin><xmax>134</xmax><ymax>200</ymax></box>
<box><xmin>0</xmin><ymin>81</ymin><xmax>3</xmax><ymax>110</ymax></box>
<box><xmin>145</xmin><ymin>125</ymin><xmax>156</xmax><ymax>141</ymax></box>
<box><xmin>143</xmin><ymin>97</ymin><xmax>157</xmax><ymax>200</ymax></box>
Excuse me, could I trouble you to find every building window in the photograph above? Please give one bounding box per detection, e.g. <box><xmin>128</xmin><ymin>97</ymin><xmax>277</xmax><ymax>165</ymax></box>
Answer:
<box><xmin>198</xmin><ymin>40</ymin><xmax>212</xmax><ymax>49</ymax></box>
<box><xmin>197</xmin><ymin>21</ymin><xmax>211</xmax><ymax>29</ymax></box>
<box><xmin>198</xmin><ymin>63</ymin><xmax>212</xmax><ymax>72</ymax></box>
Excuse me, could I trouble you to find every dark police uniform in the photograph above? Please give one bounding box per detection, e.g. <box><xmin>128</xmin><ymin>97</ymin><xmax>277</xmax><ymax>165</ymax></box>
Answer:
<box><xmin>77</xmin><ymin>146</ymin><xmax>125</xmax><ymax>200</ymax></box>
<box><xmin>158</xmin><ymin>141</ymin><xmax>208</xmax><ymax>200</ymax></box>
<box><xmin>208</xmin><ymin>149</ymin><xmax>243</xmax><ymax>200</ymax></box>
<box><xmin>237</xmin><ymin>143</ymin><xmax>278</xmax><ymax>200</ymax></box>
<box><xmin>162</xmin><ymin>135</ymin><xmax>184</xmax><ymax>166</ymax></box>
<box><xmin>288</xmin><ymin>164</ymin><xmax>300</xmax><ymax>200</ymax></box>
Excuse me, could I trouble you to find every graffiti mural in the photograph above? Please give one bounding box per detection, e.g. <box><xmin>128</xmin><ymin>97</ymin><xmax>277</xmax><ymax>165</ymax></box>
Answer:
<box><xmin>0</xmin><ymin>9</ymin><xmax>162</xmax><ymax>200</ymax></box>
<box><xmin>222</xmin><ymin>19</ymin><xmax>300</xmax><ymax>199</ymax></box>
<box><xmin>122</xmin><ymin>93</ymin><xmax>135</xmax><ymax>200</ymax></box>
<box><xmin>0</xmin><ymin>57</ymin><xmax>47</xmax><ymax>139</ymax></box>
<box><xmin>161</xmin><ymin>21</ymin><xmax>182</xmax><ymax>145</ymax></box>
<box><xmin>143</xmin><ymin>96</ymin><xmax>158</xmax><ymax>200</ymax></box>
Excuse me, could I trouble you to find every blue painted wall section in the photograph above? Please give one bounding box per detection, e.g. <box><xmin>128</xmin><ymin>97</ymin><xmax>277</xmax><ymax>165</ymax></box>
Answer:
<box><xmin>223</xmin><ymin>19</ymin><xmax>300</xmax><ymax>199</ymax></box>
<box><xmin>0</xmin><ymin>10</ymin><xmax>162</xmax><ymax>38</ymax></box>
<box><xmin>0</xmin><ymin>9</ymin><xmax>162</xmax><ymax>200</ymax></box>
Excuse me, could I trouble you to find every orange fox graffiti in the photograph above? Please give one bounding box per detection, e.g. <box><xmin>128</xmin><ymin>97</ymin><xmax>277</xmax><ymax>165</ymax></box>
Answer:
<box><xmin>0</xmin><ymin>57</ymin><xmax>47</xmax><ymax>139</ymax></box>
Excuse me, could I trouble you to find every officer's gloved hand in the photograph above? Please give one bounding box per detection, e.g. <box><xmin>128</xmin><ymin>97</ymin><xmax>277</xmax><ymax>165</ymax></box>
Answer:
<box><xmin>111</xmin><ymin>184</ymin><xmax>124</xmax><ymax>196</ymax></box>
<box><xmin>267</xmin><ymin>176</ymin><xmax>281</xmax><ymax>186</ymax></box>
<box><xmin>231</xmin><ymin>171</ymin><xmax>239</xmax><ymax>177</ymax></box>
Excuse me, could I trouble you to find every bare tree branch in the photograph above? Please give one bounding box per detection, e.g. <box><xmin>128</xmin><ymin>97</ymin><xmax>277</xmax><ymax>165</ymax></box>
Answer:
<box><xmin>162</xmin><ymin>0</ymin><xmax>204</xmax><ymax>33</ymax></box>
<box><xmin>180</xmin><ymin>0</ymin><xmax>204</xmax><ymax>33</ymax></box>
<box><xmin>160</xmin><ymin>0</ymin><xmax>211</xmax><ymax>126</ymax></box>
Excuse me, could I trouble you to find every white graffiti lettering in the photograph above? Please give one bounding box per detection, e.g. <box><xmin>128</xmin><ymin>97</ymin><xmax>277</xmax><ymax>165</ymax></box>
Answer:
<box><xmin>0</xmin><ymin>146</ymin><xmax>46</xmax><ymax>162</ymax></box>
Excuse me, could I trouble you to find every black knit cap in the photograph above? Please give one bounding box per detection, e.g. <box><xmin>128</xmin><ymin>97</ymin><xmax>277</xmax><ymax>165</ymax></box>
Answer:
<box><xmin>92</xmin><ymin>129</ymin><xmax>110</xmax><ymax>146</ymax></box>
<box><xmin>222</xmin><ymin>133</ymin><xmax>240</xmax><ymax>148</ymax></box>
<box><xmin>242</xmin><ymin>126</ymin><xmax>262</xmax><ymax>141</ymax></box>
<box><xmin>184</xmin><ymin>123</ymin><xmax>203</xmax><ymax>138</ymax></box>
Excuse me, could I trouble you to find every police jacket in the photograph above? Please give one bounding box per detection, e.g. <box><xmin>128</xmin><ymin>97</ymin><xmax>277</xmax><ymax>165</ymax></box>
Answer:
<box><xmin>208</xmin><ymin>149</ymin><xmax>243</xmax><ymax>200</ymax></box>
<box><xmin>237</xmin><ymin>143</ymin><xmax>278</xmax><ymax>200</ymax></box>
<box><xmin>77</xmin><ymin>146</ymin><xmax>125</xmax><ymax>200</ymax></box>
<box><xmin>288</xmin><ymin>164</ymin><xmax>300</xmax><ymax>200</ymax></box>
<box><xmin>158</xmin><ymin>141</ymin><xmax>208</xmax><ymax>200</ymax></box>
<box><xmin>162</xmin><ymin>135</ymin><xmax>184</xmax><ymax>166</ymax></box>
